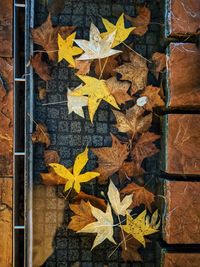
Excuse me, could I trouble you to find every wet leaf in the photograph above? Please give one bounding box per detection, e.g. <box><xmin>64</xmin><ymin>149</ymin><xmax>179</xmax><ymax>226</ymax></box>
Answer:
<box><xmin>152</xmin><ymin>52</ymin><xmax>166</xmax><ymax>73</ymax></box>
<box><xmin>44</xmin><ymin>150</ymin><xmax>60</xmax><ymax>166</ymax></box>
<box><xmin>31</xmin><ymin>122</ymin><xmax>51</xmax><ymax>147</ymax></box>
<box><xmin>141</xmin><ymin>85</ymin><xmax>165</xmax><ymax>111</ymax></box>
<box><xmin>30</xmin><ymin>53</ymin><xmax>52</xmax><ymax>81</ymax></box>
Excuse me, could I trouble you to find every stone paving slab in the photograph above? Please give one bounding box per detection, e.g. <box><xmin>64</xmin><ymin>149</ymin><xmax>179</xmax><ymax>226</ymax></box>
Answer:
<box><xmin>161</xmin><ymin>251</ymin><xmax>200</xmax><ymax>267</ymax></box>
<box><xmin>163</xmin><ymin>114</ymin><xmax>200</xmax><ymax>175</ymax></box>
<box><xmin>163</xmin><ymin>180</ymin><xmax>200</xmax><ymax>244</ymax></box>
<box><xmin>166</xmin><ymin>43</ymin><xmax>200</xmax><ymax>108</ymax></box>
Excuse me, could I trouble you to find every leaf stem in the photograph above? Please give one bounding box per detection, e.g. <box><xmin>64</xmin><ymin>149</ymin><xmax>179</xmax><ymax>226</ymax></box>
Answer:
<box><xmin>122</xmin><ymin>42</ymin><xmax>152</xmax><ymax>63</ymax></box>
<box><xmin>27</xmin><ymin>112</ymin><xmax>48</xmax><ymax>139</ymax></box>
<box><xmin>42</xmin><ymin>100</ymin><xmax>68</xmax><ymax>106</ymax></box>
<box><xmin>98</xmin><ymin>58</ymin><xmax>102</xmax><ymax>79</ymax></box>
<box><xmin>99</xmin><ymin>57</ymin><xmax>109</xmax><ymax>80</ymax></box>
<box><xmin>117</xmin><ymin>214</ymin><xmax>127</xmax><ymax>251</ymax></box>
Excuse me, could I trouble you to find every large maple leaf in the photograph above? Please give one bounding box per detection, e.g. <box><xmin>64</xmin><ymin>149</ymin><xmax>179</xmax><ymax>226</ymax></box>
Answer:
<box><xmin>31</xmin><ymin>14</ymin><xmax>75</xmax><ymax>61</ymax></box>
<box><xmin>115</xmin><ymin>52</ymin><xmax>148</xmax><ymax>94</ymax></box>
<box><xmin>30</xmin><ymin>53</ymin><xmax>52</xmax><ymax>81</ymax></box>
<box><xmin>70</xmin><ymin>75</ymin><xmax>120</xmax><ymax>122</ymax></box>
<box><xmin>92</xmin><ymin>134</ymin><xmax>129</xmax><ymax>184</ymax></box>
<box><xmin>49</xmin><ymin>147</ymin><xmax>99</xmax><ymax>193</ymax></box>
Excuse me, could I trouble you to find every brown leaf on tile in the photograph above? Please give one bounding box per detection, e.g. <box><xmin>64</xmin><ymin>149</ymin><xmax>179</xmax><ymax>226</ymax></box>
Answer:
<box><xmin>95</xmin><ymin>56</ymin><xmax>119</xmax><ymax>79</ymax></box>
<box><xmin>32</xmin><ymin>122</ymin><xmax>51</xmax><ymax>147</ymax></box>
<box><xmin>152</xmin><ymin>52</ymin><xmax>166</xmax><ymax>73</ymax></box>
<box><xmin>44</xmin><ymin>150</ymin><xmax>60</xmax><ymax>166</ymax></box>
<box><xmin>38</xmin><ymin>87</ymin><xmax>46</xmax><ymax>100</ymax></box>
<box><xmin>119</xmin><ymin>161</ymin><xmax>144</xmax><ymax>181</ymax></box>
<box><xmin>125</xmin><ymin>6</ymin><xmax>151</xmax><ymax>36</ymax></box>
<box><xmin>141</xmin><ymin>85</ymin><xmax>165</xmax><ymax>111</ymax></box>
<box><xmin>120</xmin><ymin>182</ymin><xmax>155</xmax><ymax>211</ymax></box>
<box><xmin>30</xmin><ymin>53</ymin><xmax>52</xmax><ymax>81</ymax></box>
<box><xmin>40</xmin><ymin>170</ymin><xmax>66</xmax><ymax>186</ymax></box>
<box><xmin>72</xmin><ymin>60</ymin><xmax>91</xmax><ymax>75</ymax></box>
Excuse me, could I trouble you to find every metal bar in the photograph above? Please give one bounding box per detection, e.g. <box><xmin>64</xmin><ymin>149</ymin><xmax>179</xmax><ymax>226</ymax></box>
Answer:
<box><xmin>14</xmin><ymin>152</ymin><xmax>26</xmax><ymax>156</ymax></box>
<box><xmin>15</xmin><ymin>78</ymin><xmax>26</xmax><ymax>82</ymax></box>
<box><xmin>14</xmin><ymin>226</ymin><xmax>25</xmax><ymax>230</ymax></box>
<box><xmin>15</xmin><ymin>3</ymin><xmax>26</xmax><ymax>8</ymax></box>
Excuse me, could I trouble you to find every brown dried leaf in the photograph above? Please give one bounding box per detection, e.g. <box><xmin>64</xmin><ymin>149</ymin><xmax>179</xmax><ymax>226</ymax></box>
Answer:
<box><xmin>31</xmin><ymin>14</ymin><xmax>75</xmax><ymax>61</ymax></box>
<box><xmin>141</xmin><ymin>85</ymin><xmax>165</xmax><ymax>111</ymax></box>
<box><xmin>74</xmin><ymin>191</ymin><xmax>107</xmax><ymax>212</ymax></box>
<box><xmin>121</xmin><ymin>182</ymin><xmax>155</xmax><ymax>211</ymax></box>
<box><xmin>31</xmin><ymin>122</ymin><xmax>51</xmax><ymax>147</ymax></box>
<box><xmin>152</xmin><ymin>52</ymin><xmax>166</xmax><ymax>73</ymax></box>
<box><xmin>68</xmin><ymin>200</ymin><xmax>96</xmax><ymax>231</ymax></box>
<box><xmin>40</xmin><ymin>170</ymin><xmax>66</xmax><ymax>186</ymax></box>
<box><xmin>119</xmin><ymin>161</ymin><xmax>144</xmax><ymax>181</ymax></box>
<box><xmin>113</xmin><ymin>105</ymin><xmax>152</xmax><ymax>137</ymax></box>
<box><xmin>120</xmin><ymin>231</ymin><xmax>142</xmax><ymax>262</ymax></box>
<box><xmin>71</xmin><ymin>60</ymin><xmax>91</xmax><ymax>75</ymax></box>
<box><xmin>94</xmin><ymin>56</ymin><xmax>119</xmax><ymax>79</ymax></box>
<box><xmin>125</xmin><ymin>6</ymin><xmax>151</xmax><ymax>36</ymax></box>
<box><xmin>30</xmin><ymin>53</ymin><xmax>52</xmax><ymax>81</ymax></box>
<box><xmin>44</xmin><ymin>150</ymin><xmax>60</xmax><ymax>166</ymax></box>
<box><xmin>115</xmin><ymin>52</ymin><xmax>148</xmax><ymax>94</ymax></box>
<box><xmin>92</xmin><ymin>134</ymin><xmax>129</xmax><ymax>184</ymax></box>
<box><xmin>106</xmin><ymin>77</ymin><xmax>132</xmax><ymax>105</ymax></box>
<box><xmin>38</xmin><ymin>87</ymin><xmax>46</xmax><ymax>100</ymax></box>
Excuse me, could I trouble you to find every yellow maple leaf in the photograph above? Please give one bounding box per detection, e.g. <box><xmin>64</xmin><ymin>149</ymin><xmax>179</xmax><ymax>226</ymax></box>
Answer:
<box><xmin>101</xmin><ymin>13</ymin><xmax>135</xmax><ymax>47</ymax></box>
<box><xmin>70</xmin><ymin>75</ymin><xmax>120</xmax><ymax>122</ymax></box>
<box><xmin>58</xmin><ymin>32</ymin><xmax>83</xmax><ymax>66</ymax></box>
<box><xmin>49</xmin><ymin>147</ymin><xmax>99</xmax><ymax>193</ymax></box>
<box><xmin>122</xmin><ymin>210</ymin><xmax>160</xmax><ymax>247</ymax></box>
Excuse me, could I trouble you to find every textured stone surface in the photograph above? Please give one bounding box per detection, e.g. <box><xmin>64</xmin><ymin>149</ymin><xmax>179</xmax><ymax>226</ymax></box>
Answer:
<box><xmin>167</xmin><ymin>0</ymin><xmax>200</xmax><ymax>36</ymax></box>
<box><xmin>167</xmin><ymin>43</ymin><xmax>200</xmax><ymax>108</ymax></box>
<box><xmin>162</xmin><ymin>252</ymin><xmax>200</xmax><ymax>267</ymax></box>
<box><xmin>0</xmin><ymin>0</ymin><xmax>13</xmax><ymax>57</ymax></box>
<box><xmin>165</xmin><ymin>114</ymin><xmax>200</xmax><ymax>175</ymax></box>
<box><xmin>163</xmin><ymin>181</ymin><xmax>200</xmax><ymax>244</ymax></box>
<box><xmin>0</xmin><ymin>178</ymin><xmax>13</xmax><ymax>267</ymax></box>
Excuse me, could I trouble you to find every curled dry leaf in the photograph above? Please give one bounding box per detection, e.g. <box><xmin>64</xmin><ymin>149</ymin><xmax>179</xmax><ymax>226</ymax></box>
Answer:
<box><xmin>125</xmin><ymin>6</ymin><xmax>151</xmax><ymax>36</ymax></box>
<box><xmin>38</xmin><ymin>87</ymin><xmax>46</xmax><ymax>100</ymax></box>
<box><xmin>152</xmin><ymin>52</ymin><xmax>166</xmax><ymax>73</ymax></box>
<box><xmin>92</xmin><ymin>134</ymin><xmax>129</xmax><ymax>184</ymax></box>
<box><xmin>120</xmin><ymin>182</ymin><xmax>155</xmax><ymax>211</ymax></box>
<box><xmin>115</xmin><ymin>52</ymin><xmax>148</xmax><ymax>94</ymax></box>
<box><xmin>30</xmin><ymin>53</ymin><xmax>52</xmax><ymax>81</ymax></box>
<box><xmin>113</xmin><ymin>105</ymin><xmax>152</xmax><ymax>137</ymax></box>
<box><xmin>74</xmin><ymin>191</ymin><xmax>107</xmax><ymax>212</ymax></box>
<box><xmin>94</xmin><ymin>56</ymin><xmax>119</xmax><ymax>79</ymax></box>
<box><xmin>141</xmin><ymin>85</ymin><xmax>165</xmax><ymax>111</ymax></box>
<box><xmin>68</xmin><ymin>200</ymin><xmax>96</xmax><ymax>232</ymax></box>
<box><xmin>106</xmin><ymin>77</ymin><xmax>132</xmax><ymax>105</ymax></box>
<box><xmin>44</xmin><ymin>150</ymin><xmax>60</xmax><ymax>166</ymax></box>
<box><xmin>31</xmin><ymin>122</ymin><xmax>51</xmax><ymax>147</ymax></box>
<box><xmin>31</xmin><ymin>14</ymin><xmax>75</xmax><ymax>61</ymax></box>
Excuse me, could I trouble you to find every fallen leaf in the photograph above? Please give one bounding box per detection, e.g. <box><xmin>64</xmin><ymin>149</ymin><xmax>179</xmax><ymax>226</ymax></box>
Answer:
<box><xmin>113</xmin><ymin>105</ymin><xmax>152</xmax><ymax>137</ymax></box>
<box><xmin>72</xmin><ymin>60</ymin><xmax>91</xmax><ymax>75</ymax></box>
<box><xmin>152</xmin><ymin>52</ymin><xmax>166</xmax><ymax>73</ymax></box>
<box><xmin>40</xmin><ymin>170</ymin><xmax>66</xmax><ymax>186</ymax></box>
<box><xmin>31</xmin><ymin>122</ymin><xmax>51</xmax><ymax>147</ymax></box>
<box><xmin>78</xmin><ymin>203</ymin><xmax>116</xmax><ymax>249</ymax></box>
<box><xmin>58</xmin><ymin>32</ymin><xmax>83</xmax><ymax>66</ymax></box>
<box><xmin>67</xmin><ymin>88</ymin><xmax>88</xmax><ymax>118</ymax></box>
<box><xmin>107</xmin><ymin>180</ymin><xmax>132</xmax><ymax>216</ymax></box>
<box><xmin>68</xmin><ymin>200</ymin><xmax>96</xmax><ymax>231</ymax></box>
<box><xmin>30</xmin><ymin>53</ymin><xmax>52</xmax><ymax>81</ymax></box>
<box><xmin>44</xmin><ymin>150</ymin><xmax>60</xmax><ymax>166</ymax></box>
<box><xmin>94</xmin><ymin>56</ymin><xmax>118</xmax><ymax>79</ymax></box>
<box><xmin>122</xmin><ymin>210</ymin><xmax>160</xmax><ymax>247</ymax></box>
<box><xmin>47</xmin><ymin>0</ymin><xmax>65</xmax><ymax>15</ymax></box>
<box><xmin>70</xmin><ymin>75</ymin><xmax>120</xmax><ymax>122</ymax></box>
<box><xmin>119</xmin><ymin>161</ymin><xmax>144</xmax><ymax>181</ymax></box>
<box><xmin>49</xmin><ymin>147</ymin><xmax>100</xmax><ymax>193</ymax></box>
<box><xmin>125</xmin><ymin>7</ymin><xmax>151</xmax><ymax>36</ymax></box>
<box><xmin>31</xmin><ymin>14</ymin><xmax>75</xmax><ymax>61</ymax></box>
<box><xmin>115</xmin><ymin>52</ymin><xmax>148</xmax><ymax>94</ymax></box>
<box><xmin>101</xmin><ymin>13</ymin><xmax>135</xmax><ymax>47</ymax></box>
<box><xmin>121</xmin><ymin>182</ymin><xmax>155</xmax><ymax>211</ymax></box>
<box><xmin>141</xmin><ymin>85</ymin><xmax>165</xmax><ymax>111</ymax></box>
<box><xmin>38</xmin><ymin>87</ymin><xmax>46</xmax><ymax>100</ymax></box>
<box><xmin>106</xmin><ymin>77</ymin><xmax>132</xmax><ymax>105</ymax></box>
<box><xmin>92</xmin><ymin>134</ymin><xmax>129</xmax><ymax>184</ymax></box>
<box><xmin>75</xmin><ymin>23</ymin><xmax>121</xmax><ymax>60</ymax></box>
<box><xmin>120</xmin><ymin>231</ymin><xmax>142</xmax><ymax>262</ymax></box>
<box><xmin>74</xmin><ymin>191</ymin><xmax>107</xmax><ymax>212</ymax></box>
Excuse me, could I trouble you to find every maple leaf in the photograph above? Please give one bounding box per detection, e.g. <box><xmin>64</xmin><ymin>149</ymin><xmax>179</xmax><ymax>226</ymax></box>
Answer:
<box><xmin>70</xmin><ymin>75</ymin><xmax>120</xmax><ymax>122</ymax></box>
<box><xmin>120</xmin><ymin>182</ymin><xmax>155</xmax><ymax>211</ymax></box>
<box><xmin>108</xmin><ymin>180</ymin><xmax>132</xmax><ymax>216</ymax></box>
<box><xmin>40</xmin><ymin>170</ymin><xmax>66</xmax><ymax>186</ymax></box>
<box><xmin>94</xmin><ymin>56</ymin><xmax>118</xmax><ymax>79</ymax></box>
<box><xmin>115</xmin><ymin>52</ymin><xmax>148</xmax><ymax>94</ymax></box>
<box><xmin>122</xmin><ymin>210</ymin><xmax>160</xmax><ymax>247</ymax></box>
<box><xmin>101</xmin><ymin>13</ymin><xmax>135</xmax><ymax>47</ymax></box>
<box><xmin>71</xmin><ymin>60</ymin><xmax>91</xmax><ymax>75</ymax></box>
<box><xmin>49</xmin><ymin>147</ymin><xmax>100</xmax><ymax>193</ymax></box>
<box><xmin>31</xmin><ymin>122</ymin><xmax>50</xmax><ymax>147</ymax></box>
<box><xmin>125</xmin><ymin>6</ymin><xmax>151</xmax><ymax>36</ymax></box>
<box><xmin>31</xmin><ymin>14</ymin><xmax>75</xmax><ymax>61</ymax></box>
<box><xmin>78</xmin><ymin>203</ymin><xmax>116</xmax><ymax>249</ymax></box>
<box><xmin>44</xmin><ymin>150</ymin><xmax>60</xmax><ymax>166</ymax></box>
<box><xmin>74</xmin><ymin>23</ymin><xmax>121</xmax><ymax>60</ymax></box>
<box><xmin>74</xmin><ymin>191</ymin><xmax>107</xmax><ymax>212</ymax></box>
<box><xmin>67</xmin><ymin>88</ymin><xmax>88</xmax><ymax>118</ymax></box>
<box><xmin>106</xmin><ymin>77</ymin><xmax>132</xmax><ymax>105</ymax></box>
<box><xmin>58</xmin><ymin>32</ymin><xmax>83</xmax><ymax>66</ymax></box>
<box><xmin>141</xmin><ymin>85</ymin><xmax>165</xmax><ymax>111</ymax></box>
<box><xmin>152</xmin><ymin>52</ymin><xmax>166</xmax><ymax>73</ymax></box>
<box><xmin>30</xmin><ymin>53</ymin><xmax>52</xmax><ymax>81</ymax></box>
<box><xmin>68</xmin><ymin>200</ymin><xmax>96</xmax><ymax>231</ymax></box>
<box><xmin>119</xmin><ymin>161</ymin><xmax>144</xmax><ymax>181</ymax></box>
<box><xmin>92</xmin><ymin>134</ymin><xmax>129</xmax><ymax>184</ymax></box>
<box><xmin>113</xmin><ymin>105</ymin><xmax>152</xmax><ymax>137</ymax></box>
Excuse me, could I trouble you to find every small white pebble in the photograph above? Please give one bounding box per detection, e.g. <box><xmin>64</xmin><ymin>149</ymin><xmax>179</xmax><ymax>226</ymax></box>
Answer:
<box><xmin>136</xmin><ymin>96</ymin><xmax>148</xmax><ymax>107</ymax></box>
